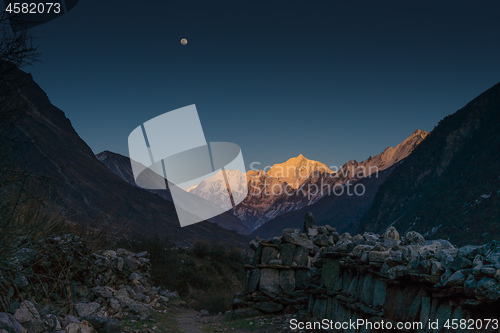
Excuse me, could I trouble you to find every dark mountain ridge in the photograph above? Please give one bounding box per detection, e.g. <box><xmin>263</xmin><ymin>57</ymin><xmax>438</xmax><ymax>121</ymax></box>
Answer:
<box><xmin>0</xmin><ymin>64</ymin><xmax>249</xmax><ymax>246</ymax></box>
<box><xmin>95</xmin><ymin>150</ymin><xmax>249</xmax><ymax>235</ymax></box>
<box><xmin>359</xmin><ymin>82</ymin><xmax>500</xmax><ymax>245</ymax></box>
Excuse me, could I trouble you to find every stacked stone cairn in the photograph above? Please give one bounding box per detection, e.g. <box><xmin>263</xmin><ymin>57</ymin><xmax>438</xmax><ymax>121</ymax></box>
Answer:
<box><xmin>0</xmin><ymin>234</ymin><xmax>179</xmax><ymax>333</ymax></box>
<box><xmin>233</xmin><ymin>213</ymin><xmax>338</xmax><ymax>315</ymax></box>
<box><xmin>234</xmin><ymin>213</ymin><xmax>500</xmax><ymax>330</ymax></box>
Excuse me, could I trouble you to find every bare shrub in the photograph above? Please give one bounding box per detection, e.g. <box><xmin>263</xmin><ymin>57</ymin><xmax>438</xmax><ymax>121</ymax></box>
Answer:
<box><xmin>118</xmin><ymin>238</ymin><xmax>248</xmax><ymax>313</ymax></box>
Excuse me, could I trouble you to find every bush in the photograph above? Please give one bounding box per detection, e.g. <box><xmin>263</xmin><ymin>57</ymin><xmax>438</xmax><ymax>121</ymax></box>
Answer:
<box><xmin>117</xmin><ymin>238</ymin><xmax>248</xmax><ymax>313</ymax></box>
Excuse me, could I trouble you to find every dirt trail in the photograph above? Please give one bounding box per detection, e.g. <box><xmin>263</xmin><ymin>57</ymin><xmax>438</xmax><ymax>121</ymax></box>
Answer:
<box><xmin>175</xmin><ymin>308</ymin><xmax>205</xmax><ymax>333</ymax></box>
<box><xmin>154</xmin><ymin>307</ymin><xmax>233</xmax><ymax>333</ymax></box>
<box><xmin>166</xmin><ymin>307</ymin><xmax>294</xmax><ymax>333</ymax></box>
<box><xmin>153</xmin><ymin>304</ymin><xmax>294</xmax><ymax>333</ymax></box>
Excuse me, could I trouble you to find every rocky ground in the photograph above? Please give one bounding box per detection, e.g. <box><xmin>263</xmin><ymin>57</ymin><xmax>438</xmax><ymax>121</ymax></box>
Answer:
<box><xmin>0</xmin><ymin>234</ymin><xmax>180</xmax><ymax>333</ymax></box>
<box><xmin>3</xmin><ymin>218</ymin><xmax>499</xmax><ymax>332</ymax></box>
<box><xmin>0</xmin><ymin>234</ymin><xmax>291</xmax><ymax>333</ymax></box>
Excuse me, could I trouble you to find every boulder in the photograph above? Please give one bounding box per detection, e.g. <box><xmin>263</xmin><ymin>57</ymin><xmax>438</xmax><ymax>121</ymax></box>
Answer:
<box><xmin>74</xmin><ymin>302</ymin><xmax>100</xmax><ymax>317</ymax></box>
<box><xmin>480</xmin><ymin>266</ymin><xmax>496</xmax><ymax>277</ymax></box>
<box><xmin>415</xmin><ymin>260</ymin><xmax>432</xmax><ymax>275</ymax></box>
<box><xmin>279</xmin><ymin>270</ymin><xmax>295</xmax><ymax>294</ymax></box>
<box><xmin>292</xmin><ymin>246</ymin><xmax>309</xmax><ymax>266</ymax></box>
<box><xmin>42</xmin><ymin>314</ymin><xmax>61</xmax><ymax>331</ymax></box>
<box><xmin>363</xmin><ymin>232</ymin><xmax>379</xmax><ymax>245</ymax></box>
<box><xmin>83</xmin><ymin>316</ymin><xmax>107</xmax><ymax>330</ymax></box>
<box><xmin>384</xmin><ymin>227</ymin><xmax>400</xmax><ymax>242</ymax></box>
<box><xmin>0</xmin><ymin>313</ymin><xmax>23</xmax><ymax>333</ymax></box>
<box><xmin>114</xmin><ymin>257</ymin><xmax>124</xmax><ymax>271</ymax></box>
<box><xmin>92</xmin><ymin>286</ymin><xmax>114</xmax><ymax>299</ymax></box>
<box><xmin>101</xmin><ymin>250</ymin><xmax>117</xmax><ymax>259</ymax></box>
<box><xmin>387</xmin><ymin>265</ymin><xmax>408</xmax><ymax>279</ymax></box>
<box><xmin>386</xmin><ymin>252</ymin><xmax>403</xmax><ymax>267</ymax></box>
<box><xmin>247</xmin><ymin>269</ymin><xmax>260</xmax><ymax>293</ymax></box>
<box><xmin>159</xmin><ymin>290</ymin><xmax>179</xmax><ymax>299</ymax></box>
<box><xmin>66</xmin><ymin>320</ymin><xmax>96</xmax><ymax>333</ymax></box>
<box><xmin>475</xmin><ymin>277</ymin><xmax>500</xmax><ymax>302</ymax></box>
<box><xmin>322</xmin><ymin>259</ymin><xmax>341</xmax><ymax>291</ymax></box>
<box><xmin>261</xmin><ymin>246</ymin><xmax>278</xmax><ymax>265</ymax></box>
<box><xmin>283</xmin><ymin>231</ymin><xmax>314</xmax><ymax>250</ymax></box>
<box><xmin>102</xmin><ymin>318</ymin><xmax>121</xmax><ymax>333</ymax></box>
<box><xmin>307</xmin><ymin>228</ymin><xmax>319</xmax><ymax>237</ymax></box>
<box><xmin>335</xmin><ymin>239</ymin><xmax>353</xmax><ymax>253</ymax></box>
<box><xmin>449</xmin><ymin>256</ymin><xmax>473</xmax><ymax>271</ymax></box>
<box><xmin>312</xmin><ymin>234</ymin><xmax>329</xmax><ymax>247</ymax></box>
<box><xmin>457</xmin><ymin>245</ymin><xmax>481</xmax><ymax>260</ymax></box>
<box><xmin>352</xmin><ymin>245</ymin><xmax>374</xmax><ymax>258</ymax></box>
<box><xmin>486</xmin><ymin>252</ymin><xmax>500</xmax><ymax>267</ymax></box>
<box><xmin>303</xmin><ymin>212</ymin><xmax>316</xmax><ymax>233</ymax></box>
<box><xmin>419</xmin><ymin>240</ymin><xmax>444</xmax><ymax>257</ymax></box>
<box><xmin>250</xmin><ymin>244</ymin><xmax>262</xmax><ymax>266</ymax></box>
<box><xmin>249</xmin><ymin>238</ymin><xmax>260</xmax><ymax>251</ymax></box>
<box><xmin>279</xmin><ymin>243</ymin><xmax>296</xmax><ymax>266</ymax></box>
<box><xmin>114</xmin><ymin>288</ymin><xmax>131</xmax><ymax>303</ymax></box>
<box><xmin>373</xmin><ymin>280</ymin><xmax>387</xmax><ymax>309</ymax></box>
<box><xmin>259</xmin><ymin>269</ymin><xmax>280</xmax><ymax>298</ymax></box>
<box><xmin>445</xmin><ymin>270</ymin><xmax>467</xmax><ymax>286</ymax></box>
<box><xmin>430</xmin><ymin>261</ymin><xmax>445</xmax><ymax>276</ymax></box>
<box><xmin>13</xmin><ymin>300</ymin><xmax>40</xmax><ymax>324</ymax></box>
<box><xmin>61</xmin><ymin>315</ymin><xmax>79</xmax><ymax>328</ymax></box>
<box><xmin>368</xmin><ymin>250</ymin><xmax>391</xmax><ymax>263</ymax></box>
<box><xmin>464</xmin><ymin>274</ymin><xmax>478</xmax><ymax>297</ymax></box>
<box><xmin>325</xmin><ymin>225</ymin><xmax>336</xmax><ymax>232</ymax></box>
<box><xmin>129</xmin><ymin>272</ymin><xmax>142</xmax><ymax>281</ymax></box>
<box><xmin>127</xmin><ymin>302</ymin><xmax>152</xmax><ymax>317</ymax></box>
<box><xmin>295</xmin><ymin>270</ymin><xmax>311</xmax><ymax>290</ymax></box>
<box><xmin>405</xmin><ymin>231</ymin><xmax>425</xmax><ymax>245</ymax></box>
<box><xmin>402</xmin><ymin>245</ymin><xmax>419</xmax><ymax>264</ymax></box>
<box><xmin>107</xmin><ymin>298</ymin><xmax>120</xmax><ymax>313</ymax></box>
<box><xmin>330</xmin><ymin>232</ymin><xmax>340</xmax><ymax>243</ymax></box>
<box><xmin>317</xmin><ymin>226</ymin><xmax>329</xmax><ymax>235</ymax></box>
<box><xmin>436</xmin><ymin>248</ymin><xmax>457</xmax><ymax>266</ymax></box>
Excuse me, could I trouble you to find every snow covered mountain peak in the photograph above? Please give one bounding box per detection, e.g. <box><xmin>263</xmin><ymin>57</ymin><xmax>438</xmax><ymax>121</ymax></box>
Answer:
<box><xmin>189</xmin><ymin>169</ymin><xmax>248</xmax><ymax>209</ymax></box>
<box><xmin>266</xmin><ymin>154</ymin><xmax>334</xmax><ymax>188</ymax></box>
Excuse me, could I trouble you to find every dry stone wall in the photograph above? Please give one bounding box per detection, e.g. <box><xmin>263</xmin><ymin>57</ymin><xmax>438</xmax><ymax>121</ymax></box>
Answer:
<box><xmin>234</xmin><ymin>218</ymin><xmax>339</xmax><ymax>315</ymax></box>
<box><xmin>235</xmin><ymin>214</ymin><xmax>500</xmax><ymax>332</ymax></box>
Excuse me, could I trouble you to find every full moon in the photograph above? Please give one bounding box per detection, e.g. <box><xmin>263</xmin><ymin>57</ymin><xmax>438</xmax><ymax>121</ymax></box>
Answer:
<box><xmin>180</xmin><ymin>38</ymin><xmax>188</xmax><ymax>45</ymax></box>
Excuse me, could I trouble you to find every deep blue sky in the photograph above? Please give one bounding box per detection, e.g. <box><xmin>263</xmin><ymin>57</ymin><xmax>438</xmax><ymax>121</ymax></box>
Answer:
<box><xmin>24</xmin><ymin>0</ymin><xmax>500</xmax><ymax>170</ymax></box>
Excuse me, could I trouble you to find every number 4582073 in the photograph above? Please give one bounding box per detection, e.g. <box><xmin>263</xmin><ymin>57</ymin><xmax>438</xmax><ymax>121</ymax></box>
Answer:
<box><xmin>5</xmin><ymin>2</ymin><xmax>62</xmax><ymax>14</ymax></box>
